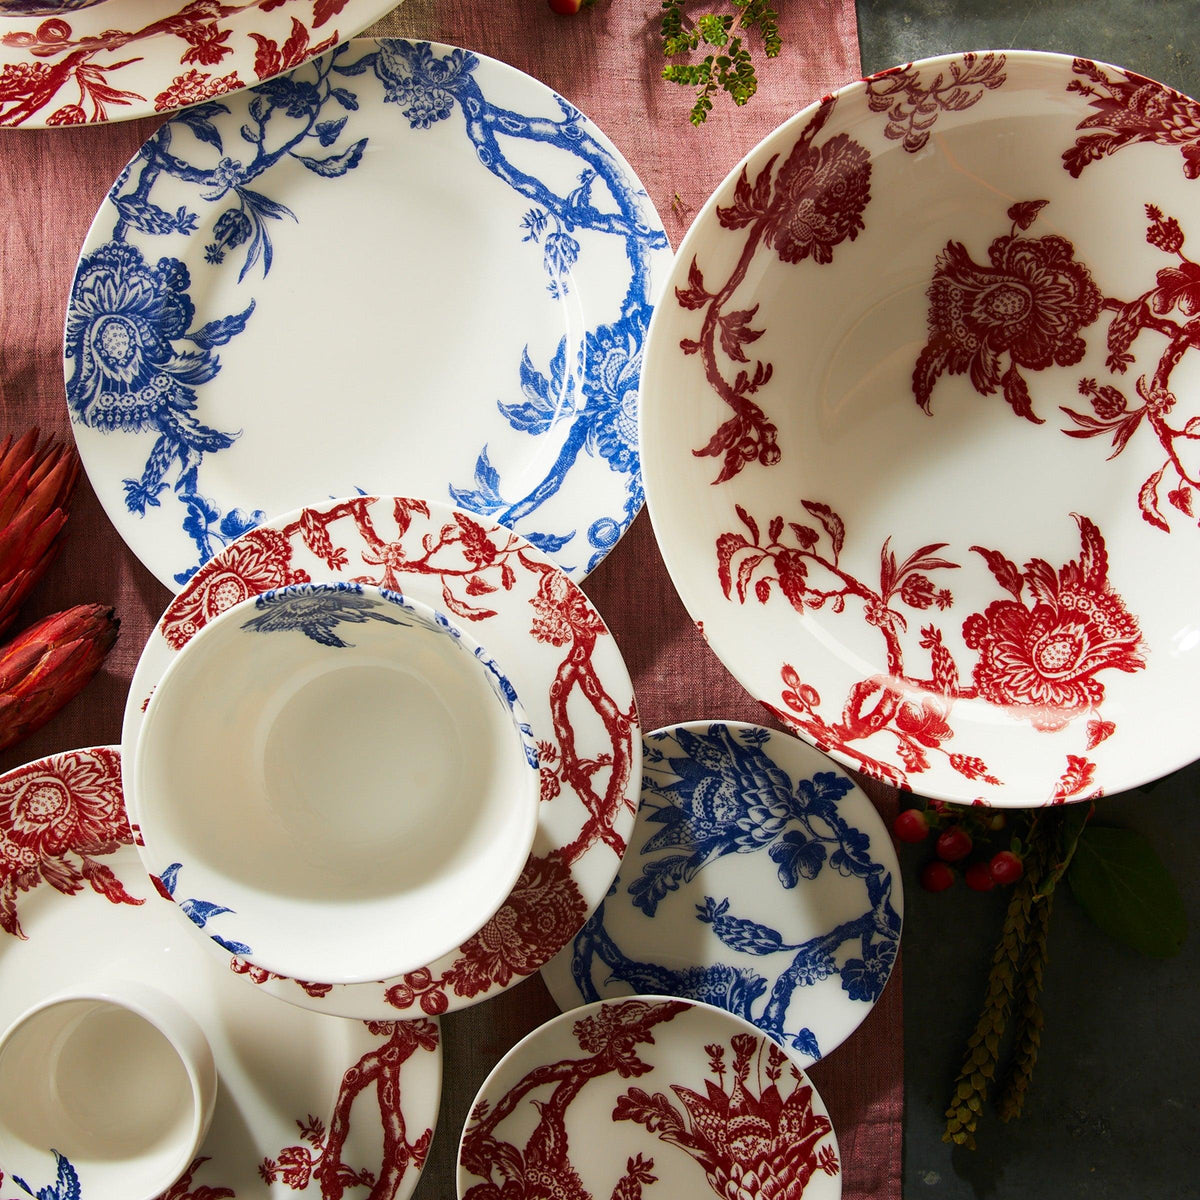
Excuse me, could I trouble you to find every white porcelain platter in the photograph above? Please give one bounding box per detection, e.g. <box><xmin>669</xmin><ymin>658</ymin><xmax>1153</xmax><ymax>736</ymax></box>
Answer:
<box><xmin>0</xmin><ymin>747</ymin><xmax>442</xmax><ymax>1200</ymax></box>
<box><xmin>541</xmin><ymin>722</ymin><xmax>902</xmax><ymax>1068</ymax></box>
<box><xmin>64</xmin><ymin>38</ymin><xmax>671</xmax><ymax>587</ymax></box>
<box><xmin>121</xmin><ymin>494</ymin><xmax>640</xmax><ymax>1019</ymax></box>
<box><xmin>0</xmin><ymin>0</ymin><xmax>395</xmax><ymax>128</ymax></box>
<box><xmin>639</xmin><ymin>50</ymin><xmax>1200</xmax><ymax>806</ymax></box>
<box><xmin>458</xmin><ymin>996</ymin><xmax>842</xmax><ymax>1200</ymax></box>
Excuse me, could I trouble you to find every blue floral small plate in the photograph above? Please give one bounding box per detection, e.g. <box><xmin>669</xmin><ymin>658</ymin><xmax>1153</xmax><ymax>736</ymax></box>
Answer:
<box><xmin>64</xmin><ymin>38</ymin><xmax>670</xmax><ymax>588</ymax></box>
<box><xmin>540</xmin><ymin>721</ymin><xmax>903</xmax><ymax>1067</ymax></box>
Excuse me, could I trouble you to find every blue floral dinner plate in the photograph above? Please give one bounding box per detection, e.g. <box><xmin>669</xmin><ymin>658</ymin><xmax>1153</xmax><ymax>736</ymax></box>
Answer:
<box><xmin>63</xmin><ymin>38</ymin><xmax>671</xmax><ymax>589</ymax></box>
<box><xmin>540</xmin><ymin>722</ymin><xmax>903</xmax><ymax>1067</ymax></box>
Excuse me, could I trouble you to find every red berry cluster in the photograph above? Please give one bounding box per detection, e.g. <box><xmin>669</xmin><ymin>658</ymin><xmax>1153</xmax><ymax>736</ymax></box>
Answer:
<box><xmin>892</xmin><ymin>803</ymin><xmax>1025</xmax><ymax>893</ymax></box>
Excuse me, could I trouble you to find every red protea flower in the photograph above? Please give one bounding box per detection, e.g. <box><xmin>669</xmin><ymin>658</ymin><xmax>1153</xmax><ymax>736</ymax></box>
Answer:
<box><xmin>0</xmin><ymin>604</ymin><xmax>119</xmax><ymax>751</ymax></box>
<box><xmin>0</xmin><ymin>429</ymin><xmax>81</xmax><ymax>635</ymax></box>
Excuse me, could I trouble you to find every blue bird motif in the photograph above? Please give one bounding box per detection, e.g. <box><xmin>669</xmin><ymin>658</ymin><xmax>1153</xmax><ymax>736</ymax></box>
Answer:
<box><xmin>241</xmin><ymin>583</ymin><xmax>406</xmax><ymax>647</ymax></box>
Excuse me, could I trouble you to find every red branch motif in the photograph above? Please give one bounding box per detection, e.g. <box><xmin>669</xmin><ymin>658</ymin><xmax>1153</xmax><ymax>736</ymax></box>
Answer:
<box><xmin>159</xmin><ymin>497</ymin><xmax>636</xmax><ymax>1011</ymax></box>
<box><xmin>719</xmin><ymin>501</ymin><xmax>1144</xmax><ymax>791</ymax></box>
<box><xmin>0</xmin><ymin>2</ymin><xmax>342</xmax><ymax>126</ymax></box>
<box><xmin>157</xmin><ymin>1156</ymin><xmax>235</xmax><ymax>1200</ymax></box>
<box><xmin>613</xmin><ymin>1035</ymin><xmax>840</xmax><ymax>1199</ymax></box>
<box><xmin>260</xmin><ymin>1018</ymin><xmax>439</xmax><ymax>1200</ymax></box>
<box><xmin>865</xmin><ymin>51</ymin><xmax>1007</xmax><ymax>152</ymax></box>
<box><xmin>0</xmin><ymin>747</ymin><xmax>142</xmax><ymax>939</ymax></box>
<box><xmin>1062</xmin><ymin>205</ymin><xmax>1200</xmax><ymax>531</ymax></box>
<box><xmin>459</xmin><ymin>999</ymin><xmax>690</xmax><ymax>1200</ymax></box>
<box><xmin>682</xmin><ymin>97</ymin><xmax>872</xmax><ymax>483</ymax></box>
<box><xmin>1064</xmin><ymin>57</ymin><xmax>1200</xmax><ymax>180</ymax></box>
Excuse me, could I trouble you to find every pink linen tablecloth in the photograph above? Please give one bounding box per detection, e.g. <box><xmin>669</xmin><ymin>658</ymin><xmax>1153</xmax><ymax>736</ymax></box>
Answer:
<box><xmin>0</xmin><ymin>2</ymin><xmax>901</xmax><ymax>1196</ymax></box>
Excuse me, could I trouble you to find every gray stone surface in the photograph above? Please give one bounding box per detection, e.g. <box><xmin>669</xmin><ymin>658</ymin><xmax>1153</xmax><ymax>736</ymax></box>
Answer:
<box><xmin>853</xmin><ymin>10</ymin><xmax>1200</xmax><ymax>1196</ymax></box>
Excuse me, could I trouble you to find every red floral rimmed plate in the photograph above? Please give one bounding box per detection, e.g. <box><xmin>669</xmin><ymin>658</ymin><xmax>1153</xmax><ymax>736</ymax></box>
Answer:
<box><xmin>458</xmin><ymin>995</ymin><xmax>841</xmax><ymax>1200</ymax></box>
<box><xmin>0</xmin><ymin>0</ymin><xmax>397</xmax><ymax>128</ymax></box>
<box><xmin>0</xmin><ymin>747</ymin><xmax>442</xmax><ymax>1200</ymax></box>
<box><xmin>121</xmin><ymin>495</ymin><xmax>640</xmax><ymax>1018</ymax></box>
<box><xmin>639</xmin><ymin>49</ymin><xmax>1200</xmax><ymax>806</ymax></box>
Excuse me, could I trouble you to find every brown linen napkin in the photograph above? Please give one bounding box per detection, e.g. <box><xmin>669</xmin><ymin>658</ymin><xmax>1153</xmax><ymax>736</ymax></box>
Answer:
<box><xmin>0</xmin><ymin>3</ymin><xmax>900</xmax><ymax>1196</ymax></box>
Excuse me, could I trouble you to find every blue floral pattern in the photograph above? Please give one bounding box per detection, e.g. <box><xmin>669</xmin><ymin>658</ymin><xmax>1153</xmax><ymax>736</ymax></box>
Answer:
<box><xmin>65</xmin><ymin>39</ymin><xmax>667</xmax><ymax>585</ymax></box>
<box><xmin>561</xmin><ymin>724</ymin><xmax>902</xmax><ymax>1061</ymax></box>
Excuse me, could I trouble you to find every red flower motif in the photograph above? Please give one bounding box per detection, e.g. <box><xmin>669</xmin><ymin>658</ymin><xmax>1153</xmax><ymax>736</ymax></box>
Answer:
<box><xmin>529</xmin><ymin>568</ymin><xmax>607</xmax><ymax>647</ymax></box>
<box><xmin>179</xmin><ymin>23</ymin><xmax>234</xmax><ymax>66</ymax></box>
<box><xmin>442</xmin><ymin>853</ymin><xmax>586</xmax><ymax>997</ymax></box>
<box><xmin>154</xmin><ymin>69</ymin><xmax>243</xmax><ymax>113</ymax></box>
<box><xmin>161</xmin><ymin>527</ymin><xmax>309</xmax><ymax>648</ymax></box>
<box><xmin>915</xmin><ymin>219</ymin><xmax>1102</xmax><ymax>418</ymax></box>
<box><xmin>0</xmin><ymin>60</ymin><xmax>51</xmax><ymax>99</ymax></box>
<box><xmin>614</xmin><ymin>1032</ymin><xmax>839</xmax><ymax>1199</ymax></box>
<box><xmin>45</xmin><ymin>103</ymin><xmax>87</xmax><ymax>125</ymax></box>
<box><xmin>963</xmin><ymin>517</ymin><xmax>1145</xmax><ymax>730</ymax></box>
<box><xmin>0</xmin><ymin>749</ymin><xmax>141</xmax><ymax>939</ymax></box>
<box><xmin>763</xmin><ymin>131</ymin><xmax>872</xmax><ymax>265</ymax></box>
<box><xmin>0</xmin><ymin>748</ymin><xmax>124</xmax><ymax>857</ymax></box>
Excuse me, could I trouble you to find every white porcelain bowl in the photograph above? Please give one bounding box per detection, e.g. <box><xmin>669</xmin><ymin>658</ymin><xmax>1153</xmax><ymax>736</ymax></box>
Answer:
<box><xmin>0</xmin><ymin>983</ymin><xmax>216</xmax><ymax>1200</ymax></box>
<box><xmin>640</xmin><ymin>50</ymin><xmax>1200</xmax><ymax>805</ymax></box>
<box><xmin>132</xmin><ymin>582</ymin><xmax>540</xmax><ymax>984</ymax></box>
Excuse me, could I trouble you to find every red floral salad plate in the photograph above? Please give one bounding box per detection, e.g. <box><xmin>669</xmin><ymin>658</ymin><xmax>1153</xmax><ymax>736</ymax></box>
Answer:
<box><xmin>121</xmin><ymin>495</ymin><xmax>640</xmax><ymax>1019</ymax></box>
<box><xmin>639</xmin><ymin>49</ymin><xmax>1200</xmax><ymax>806</ymax></box>
<box><xmin>458</xmin><ymin>995</ymin><xmax>841</xmax><ymax>1200</ymax></box>
<box><xmin>0</xmin><ymin>0</ymin><xmax>395</xmax><ymax>128</ymax></box>
<box><xmin>0</xmin><ymin>747</ymin><xmax>442</xmax><ymax>1200</ymax></box>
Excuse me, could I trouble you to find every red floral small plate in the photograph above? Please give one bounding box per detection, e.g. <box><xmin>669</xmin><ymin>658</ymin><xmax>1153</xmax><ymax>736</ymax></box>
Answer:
<box><xmin>458</xmin><ymin>995</ymin><xmax>841</xmax><ymax>1200</ymax></box>
<box><xmin>0</xmin><ymin>0</ymin><xmax>396</xmax><ymax>128</ymax></box>
<box><xmin>639</xmin><ymin>50</ymin><xmax>1200</xmax><ymax>805</ymax></box>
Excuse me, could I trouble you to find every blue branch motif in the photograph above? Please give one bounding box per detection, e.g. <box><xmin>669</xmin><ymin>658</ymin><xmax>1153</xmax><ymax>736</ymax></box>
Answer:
<box><xmin>567</xmin><ymin>724</ymin><xmax>901</xmax><ymax>1059</ymax></box>
<box><xmin>65</xmin><ymin>39</ymin><xmax>667</xmax><ymax>584</ymax></box>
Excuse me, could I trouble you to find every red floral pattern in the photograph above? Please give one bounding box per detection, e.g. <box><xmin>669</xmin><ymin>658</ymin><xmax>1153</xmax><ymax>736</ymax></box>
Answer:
<box><xmin>963</xmin><ymin>516</ymin><xmax>1144</xmax><ymax>729</ymax></box>
<box><xmin>614</xmin><ymin>1034</ymin><xmax>840</xmax><ymax>1200</ymax></box>
<box><xmin>914</xmin><ymin>201</ymin><xmax>1103</xmax><ymax>422</ymax></box>
<box><xmin>680</xmin><ymin>97</ymin><xmax>872</xmax><ymax>483</ymax></box>
<box><xmin>460</xmin><ymin>1000</ymin><xmax>837</xmax><ymax>1200</ymax></box>
<box><xmin>1064</xmin><ymin>58</ymin><xmax>1200</xmax><ymax>180</ymax></box>
<box><xmin>0</xmin><ymin>748</ymin><xmax>142</xmax><ymax>939</ymax></box>
<box><xmin>0</xmin><ymin>2</ymin><xmax>345</xmax><ymax>127</ymax></box>
<box><xmin>260</xmin><ymin>1019</ymin><xmax>438</xmax><ymax>1200</ymax></box>
<box><xmin>161</xmin><ymin>527</ymin><xmax>310</xmax><ymax>649</ymax></box>
<box><xmin>154</xmin><ymin>68</ymin><xmax>244</xmax><ymax>113</ymax></box>
<box><xmin>1061</xmin><ymin>206</ymin><xmax>1200</xmax><ymax>533</ymax></box>
<box><xmin>865</xmin><ymin>52</ymin><xmax>1007</xmax><ymax>152</ymax></box>
<box><xmin>459</xmin><ymin>1000</ymin><xmax>688</xmax><ymax>1200</ymax></box>
<box><xmin>441</xmin><ymin>853</ymin><xmax>587</xmax><ymax>998</ymax></box>
<box><xmin>717</xmin><ymin>499</ymin><xmax>1144</xmax><ymax>798</ymax></box>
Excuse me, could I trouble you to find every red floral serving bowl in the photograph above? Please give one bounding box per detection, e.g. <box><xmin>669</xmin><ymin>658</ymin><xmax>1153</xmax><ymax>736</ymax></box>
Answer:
<box><xmin>639</xmin><ymin>50</ymin><xmax>1200</xmax><ymax>806</ymax></box>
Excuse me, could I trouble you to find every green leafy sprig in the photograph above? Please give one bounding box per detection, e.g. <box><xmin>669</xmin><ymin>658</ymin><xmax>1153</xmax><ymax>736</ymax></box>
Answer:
<box><xmin>660</xmin><ymin>0</ymin><xmax>782</xmax><ymax>125</ymax></box>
